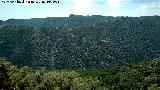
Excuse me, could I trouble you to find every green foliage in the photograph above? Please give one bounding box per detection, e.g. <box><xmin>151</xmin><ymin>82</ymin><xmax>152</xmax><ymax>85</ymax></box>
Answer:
<box><xmin>148</xmin><ymin>84</ymin><xmax>160</xmax><ymax>90</ymax></box>
<box><xmin>1</xmin><ymin>15</ymin><xmax>160</xmax><ymax>89</ymax></box>
<box><xmin>1</xmin><ymin>58</ymin><xmax>160</xmax><ymax>89</ymax></box>
<box><xmin>0</xmin><ymin>58</ymin><xmax>17</xmax><ymax>89</ymax></box>
<box><xmin>0</xmin><ymin>59</ymin><xmax>102</xmax><ymax>90</ymax></box>
<box><xmin>1</xmin><ymin>16</ymin><xmax>160</xmax><ymax>69</ymax></box>
<box><xmin>77</xmin><ymin>58</ymin><xmax>160</xmax><ymax>90</ymax></box>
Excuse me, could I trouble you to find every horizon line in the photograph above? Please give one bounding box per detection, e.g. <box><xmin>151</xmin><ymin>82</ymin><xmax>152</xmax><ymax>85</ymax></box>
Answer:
<box><xmin>0</xmin><ymin>14</ymin><xmax>159</xmax><ymax>21</ymax></box>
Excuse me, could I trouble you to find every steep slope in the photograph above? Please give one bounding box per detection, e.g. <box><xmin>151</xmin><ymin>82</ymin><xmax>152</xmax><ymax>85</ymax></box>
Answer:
<box><xmin>0</xmin><ymin>16</ymin><xmax>160</xmax><ymax>69</ymax></box>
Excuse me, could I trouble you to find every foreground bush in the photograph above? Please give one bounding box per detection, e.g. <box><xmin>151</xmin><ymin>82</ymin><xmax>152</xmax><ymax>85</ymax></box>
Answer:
<box><xmin>1</xmin><ymin>58</ymin><xmax>160</xmax><ymax>90</ymax></box>
<box><xmin>0</xmin><ymin>59</ymin><xmax>102</xmax><ymax>90</ymax></box>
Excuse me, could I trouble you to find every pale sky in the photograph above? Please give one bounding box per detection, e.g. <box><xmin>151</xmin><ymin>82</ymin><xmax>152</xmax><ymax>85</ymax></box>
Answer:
<box><xmin>0</xmin><ymin>0</ymin><xmax>160</xmax><ymax>20</ymax></box>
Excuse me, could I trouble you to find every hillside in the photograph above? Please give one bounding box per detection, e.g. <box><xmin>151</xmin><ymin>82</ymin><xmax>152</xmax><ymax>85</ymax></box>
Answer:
<box><xmin>0</xmin><ymin>15</ymin><xmax>160</xmax><ymax>69</ymax></box>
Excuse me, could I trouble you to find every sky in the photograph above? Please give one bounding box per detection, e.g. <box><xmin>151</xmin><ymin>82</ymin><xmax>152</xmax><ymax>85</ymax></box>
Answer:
<box><xmin>0</xmin><ymin>0</ymin><xmax>160</xmax><ymax>20</ymax></box>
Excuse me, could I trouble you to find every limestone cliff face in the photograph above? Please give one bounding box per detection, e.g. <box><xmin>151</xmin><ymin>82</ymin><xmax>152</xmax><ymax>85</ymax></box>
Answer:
<box><xmin>2</xmin><ymin>14</ymin><xmax>112</xmax><ymax>27</ymax></box>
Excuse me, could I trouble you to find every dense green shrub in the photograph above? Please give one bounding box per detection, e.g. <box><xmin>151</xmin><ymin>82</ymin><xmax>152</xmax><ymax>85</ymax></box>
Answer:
<box><xmin>1</xmin><ymin>58</ymin><xmax>160</xmax><ymax>90</ymax></box>
<box><xmin>1</xmin><ymin>16</ymin><xmax>160</xmax><ymax>69</ymax></box>
<box><xmin>0</xmin><ymin>59</ymin><xmax>102</xmax><ymax>90</ymax></box>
